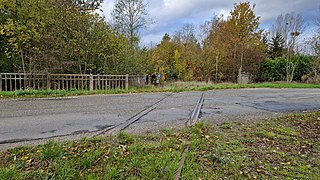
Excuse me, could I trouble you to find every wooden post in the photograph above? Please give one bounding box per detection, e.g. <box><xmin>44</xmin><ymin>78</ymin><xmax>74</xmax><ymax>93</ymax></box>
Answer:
<box><xmin>97</xmin><ymin>75</ymin><xmax>100</xmax><ymax>90</ymax></box>
<box><xmin>125</xmin><ymin>74</ymin><xmax>129</xmax><ymax>90</ymax></box>
<box><xmin>89</xmin><ymin>74</ymin><xmax>93</xmax><ymax>91</ymax></box>
<box><xmin>23</xmin><ymin>74</ymin><xmax>26</xmax><ymax>90</ymax></box>
<box><xmin>14</xmin><ymin>74</ymin><xmax>17</xmax><ymax>91</ymax></box>
<box><xmin>9</xmin><ymin>74</ymin><xmax>12</xmax><ymax>91</ymax></box>
<box><xmin>5</xmin><ymin>74</ymin><xmax>7</xmax><ymax>91</ymax></box>
<box><xmin>0</xmin><ymin>74</ymin><xmax>2</xmax><ymax>92</ymax></box>
<box><xmin>47</xmin><ymin>73</ymin><xmax>51</xmax><ymax>90</ymax></box>
<box><xmin>19</xmin><ymin>74</ymin><xmax>22</xmax><ymax>90</ymax></box>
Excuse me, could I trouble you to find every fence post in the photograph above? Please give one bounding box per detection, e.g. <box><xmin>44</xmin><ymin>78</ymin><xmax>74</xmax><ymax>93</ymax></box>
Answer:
<box><xmin>0</xmin><ymin>73</ymin><xmax>2</xmax><ymax>92</ymax></box>
<box><xmin>46</xmin><ymin>73</ymin><xmax>51</xmax><ymax>90</ymax></box>
<box><xmin>125</xmin><ymin>74</ymin><xmax>129</xmax><ymax>90</ymax></box>
<box><xmin>89</xmin><ymin>74</ymin><xmax>94</xmax><ymax>91</ymax></box>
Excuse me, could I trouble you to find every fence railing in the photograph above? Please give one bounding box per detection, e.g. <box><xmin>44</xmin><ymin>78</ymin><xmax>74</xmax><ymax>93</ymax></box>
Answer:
<box><xmin>0</xmin><ymin>73</ymin><xmax>146</xmax><ymax>92</ymax></box>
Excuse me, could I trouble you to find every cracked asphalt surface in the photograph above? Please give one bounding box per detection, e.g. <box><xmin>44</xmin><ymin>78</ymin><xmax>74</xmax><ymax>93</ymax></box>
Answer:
<box><xmin>0</xmin><ymin>93</ymin><xmax>169</xmax><ymax>143</ymax></box>
<box><xmin>0</xmin><ymin>88</ymin><xmax>320</xmax><ymax>150</ymax></box>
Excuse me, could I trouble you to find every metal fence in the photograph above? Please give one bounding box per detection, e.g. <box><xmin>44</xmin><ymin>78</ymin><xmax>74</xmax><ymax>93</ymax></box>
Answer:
<box><xmin>0</xmin><ymin>73</ymin><xmax>146</xmax><ymax>91</ymax></box>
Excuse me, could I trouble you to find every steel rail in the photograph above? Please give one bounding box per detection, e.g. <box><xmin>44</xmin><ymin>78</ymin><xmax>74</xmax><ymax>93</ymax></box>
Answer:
<box><xmin>187</xmin><ymin>92</ymin><xmax>205</xmax><ymax>126</ymax></box>
<box><xmin>95</xmin><ymin>94</ymin><xmax>172</xmax><ymax>136</ymax></box>
<box><xmin>176</xmin><ymin>92</ymin><xmax>205</xmax><ymax>180</ymax></box>
<box><xmin>0</xmin><ymin>94</ymin><xmax>172</xmax><ymax>146</ymax></box>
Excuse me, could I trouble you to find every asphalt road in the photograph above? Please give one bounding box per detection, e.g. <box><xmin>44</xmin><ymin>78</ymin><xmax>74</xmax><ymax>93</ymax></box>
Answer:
<box><xmin>0</xmin><ymin>93</ymin><xmax>169</xmax><ymax>143</ymax></box>
<box><xmin>1</xmin><ymin>88</ymin><xmax>320</xmax><ymax>146</ymax></box>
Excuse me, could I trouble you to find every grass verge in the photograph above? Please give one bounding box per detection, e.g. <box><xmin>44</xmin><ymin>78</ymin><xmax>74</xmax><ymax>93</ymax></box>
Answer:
<box><xmin>0</xmin><ymin>112</ymin><xmax>319</xmax><ymax>179</ymax></box>
<box><xmin>1</xmin><ymin>82</ymin><xmax>320</xmax><ymax>99</ymax></box>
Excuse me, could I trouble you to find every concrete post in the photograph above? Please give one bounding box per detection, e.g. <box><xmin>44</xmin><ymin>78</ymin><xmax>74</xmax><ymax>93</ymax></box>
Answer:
<box><xmin>138</xmin><ymin>76</ymin><xmax>141</xmax><ymax>87</ymax></box>
<box><xmin>125</xmin><ymin>74</ymin><xmax>129</xmax><ymax>90</ymax></box>
<box><xmin>89</xmin><ymin>74</ymin><xmax>94</xmax><ymax>91</ymax></box>
<box><xmin>46</xmin><ymin>73</ymin><xmax>51</xmax><ymax>90</ymax></box>
<box><xmin>0</xmin><ymin>74</ymin><xmax>2</xmax><ymax>92</ymax></box>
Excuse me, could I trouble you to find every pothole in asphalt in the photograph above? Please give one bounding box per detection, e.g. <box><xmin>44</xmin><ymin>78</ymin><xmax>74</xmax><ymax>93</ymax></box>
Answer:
<box><xmin>95</xmin><ymin>125</ymin><xmax>114</xmax><ymax>131</ymax></box>
<box><xmin>41</xmin><ymin>129</ymin><xmax>57</xmax><ymax>134</ymax></box>
<box><xmin>72</xmin><ymin>130</ymin><xmax>90</xmax><ymax>134</ymax></box>
<box><xmin>243</xmin><ymin>101</ymin><xmax>320</xmax><ymax>113</ymax></box>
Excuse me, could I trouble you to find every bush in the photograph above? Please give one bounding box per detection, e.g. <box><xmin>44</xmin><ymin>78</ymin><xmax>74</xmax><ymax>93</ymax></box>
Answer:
<box><xmin>259</xmin><ymin>55</ymin><xmax>314</xmax><ymax>82</ymax></box>
<box><xmin>260</xmin><ymin>57</ymin><xmax>287</xmax><ymax>81</ymax></box>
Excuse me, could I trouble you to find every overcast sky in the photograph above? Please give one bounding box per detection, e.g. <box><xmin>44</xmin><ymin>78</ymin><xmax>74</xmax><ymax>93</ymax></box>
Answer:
<box><xmin>101</xmin><ymin>0</ymin><xmax>320</xmax><ymax>46</ymax></box>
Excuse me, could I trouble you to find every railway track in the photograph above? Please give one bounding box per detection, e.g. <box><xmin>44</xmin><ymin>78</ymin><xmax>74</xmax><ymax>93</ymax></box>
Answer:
<box><xmin>186</xmin><ymin>92</ymin><xmax>205</xmax><ymax>126</ymax></box>
<box><xmin>175</xmin><ymin>92</ymin><xmax>205</xmax><ymax>180</ymax></box>
<box><xmin>0</xmin><ymin>94</ymin><xmax>173</xmax><ymax>146</ymax></box>
<box><xmin>1</xmin><ymin>92</ymin><xmax>206</xmax><ymax>180</ymax></box>
<box><xmin>97</xmin><ymin>92</ymin><xmax>205</xmax><ymax>136</ymax></box>
<box><xmin>0</xmin><ymin>92</ymin><xmax>205</xmax><ymax>153</ymax></box>
<box><xmin>93</xmin><ymin>94</ymin><xmax>172</xmax><ymax>136</ymax></box>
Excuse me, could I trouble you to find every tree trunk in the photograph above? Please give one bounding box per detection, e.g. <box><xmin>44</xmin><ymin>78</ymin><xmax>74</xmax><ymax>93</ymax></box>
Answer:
<box><xmin>286</xmin><ymin>55</ymin><xmax>290</xmax><ymax>83</ymax></box>
<box><xmin>215</xmin><ymin>55</ymin><xmax>219</xmax><ymax>82</ymax></box>
<box><xmin>21</xmin><ymin>51</ymin><xmax>26</xmax><ymax>74</ymax></box>
<box><xmin>289</xmin><ymin>62</ymin><xmax>298</xmax><ymax>82</ymax></box>
<box><xmin>238</xmin><ymin>45</ymin><xmax>244</xmax><ymax>83</ymax></box>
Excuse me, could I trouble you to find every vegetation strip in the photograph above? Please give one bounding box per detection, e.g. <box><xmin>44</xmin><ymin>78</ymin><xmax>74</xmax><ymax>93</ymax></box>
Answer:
<box><xmin>0</xmin><ymin>112</ymin><xmax>319</xmax><ymax>179</ymax></box>
<box><xmin>1</xmin><ymin>1</ymin><xmax>319</xmax><ymax>85</ymax></box>
<box><xmin>2</xmin><ymin>82</ymin><xmax>320</xmax><ymax>99</ymax></box>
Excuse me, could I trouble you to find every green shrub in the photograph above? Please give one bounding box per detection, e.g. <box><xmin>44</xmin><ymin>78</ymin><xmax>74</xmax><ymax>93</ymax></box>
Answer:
<box><xmin>260</xmin><ymin>55</ymin><xmax>313</xmax><ymax>82</ymax></box>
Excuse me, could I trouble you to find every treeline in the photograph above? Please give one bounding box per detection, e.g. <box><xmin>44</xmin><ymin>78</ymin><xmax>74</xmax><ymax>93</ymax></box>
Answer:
<box><xmin>0</xmin><ymin>0</ymin><xmax>146</xmax><ymax>75</ymax></box>
<box><xmin>148</xmin><ymin>2</ymin><xmax>320</xmax><ymax>83</ymax></box>
<box><xmin>1</xmin><ymin>1</ymin><xmax>320</xmax><ymax>83</ymax></box>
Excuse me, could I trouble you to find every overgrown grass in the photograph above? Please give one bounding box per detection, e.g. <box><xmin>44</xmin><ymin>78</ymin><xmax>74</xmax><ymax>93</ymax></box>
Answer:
<box><xmin>1</xmin><ymin>82</ymin><xmax>320</xmax><ymax>99</ymax></box>
<box><xmin>165</xmin><ymin>81</ymin><xmax>320</xmax><ymax>92</ymax></box>
<box><xmin>0</xmin><ymin>88</ymin><xmax>131</xmax><ymax>99</ymax></box>
<box><xmin>0</xmin><ymin>112</ymin><xmax>319</xmax><ymax>179</ymax></box>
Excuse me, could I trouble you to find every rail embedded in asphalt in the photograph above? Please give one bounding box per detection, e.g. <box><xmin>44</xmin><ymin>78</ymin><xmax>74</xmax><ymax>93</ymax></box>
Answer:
<box><xmin>186</xmin><ymin>92</ymin><xmax>205</xmax><ymax>126</ymax></box>
<box><xmin>94</xmin><ymin>94</ymin><xmax>173</xmax><ymax>136</ymax></box>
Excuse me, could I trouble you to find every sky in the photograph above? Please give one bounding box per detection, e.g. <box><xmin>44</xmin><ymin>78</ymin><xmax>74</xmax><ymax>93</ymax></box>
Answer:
<box><xmin>100</xmin><ymin>0</ymin><xmax>320</xmax><ymax>46</ymax></box>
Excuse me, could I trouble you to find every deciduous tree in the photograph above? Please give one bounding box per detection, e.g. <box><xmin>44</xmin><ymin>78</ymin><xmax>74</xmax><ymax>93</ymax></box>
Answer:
<box><xmin>228</xmin><ymin>1</ymin><xmax>262</xmax><ymax>80</ymax></box>
<box><xmin>111</xmin><ymin>0</ymin><xmax>151</xmax><ymax>48</ymax></box>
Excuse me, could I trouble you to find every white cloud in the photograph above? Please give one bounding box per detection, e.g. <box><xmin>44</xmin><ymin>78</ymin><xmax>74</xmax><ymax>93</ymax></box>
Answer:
<box><xmin>101</xmin><ymin>0</ymin><xmax>116</xmax><ymax>21</ymax></box>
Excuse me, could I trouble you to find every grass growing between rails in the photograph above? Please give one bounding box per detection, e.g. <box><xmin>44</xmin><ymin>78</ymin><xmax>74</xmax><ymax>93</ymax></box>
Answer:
<box><xmin>1</xmin><ymin>82</ymin><xmax>320</xmax><ymax>99</ymax></box>
<box><xmin>1</xmin><ymin>112</ymin><xmax>319</xmax><ymax>179</ymax></box>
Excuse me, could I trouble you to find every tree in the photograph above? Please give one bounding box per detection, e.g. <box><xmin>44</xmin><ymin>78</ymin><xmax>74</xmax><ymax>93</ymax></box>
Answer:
<box><xmin>228</xmin><ymin>2</ymin><xmax>262</xmax><ymax>80</ymax></box>
<box><xmin>267</xmin><ymin>32</ymin><xmax>285</xmax><ymax>59</ymax></box>
<box><xmin>202</xmin><ymin>15</ymin><xmax>232</xmax><ymax>82</ymax></box>
<box><xmin>270</xmin><ymin>12</ymin><xmax>304</xmax><ymax>82</ymax></box>
<box><xmin>0</xmin><ymin>0</ymin><xmax>131</xmax><ymax>75</ymax></box>
<box><xmin>150</xmin><ymin>34</ymin><xmax>176</xmax><ymax>79</ymax></box>
<box><xmin>260</xmin><ymin>55</ymin><xmax>313</xmax><ymax>82</ymax></box>
<box><xmin>149</xmin><ymin>23</ymin><xmax>203</xmax><ymax>81</ymax></box>
<box><xmin>111</xmin><ymin>0</ymin><xmax>151</xmax><ymax>48</ymax></box>
<box><xmin>311</xmin><ymin>6</ymin><xmax>320</xmax><ymax>56</ymax></box>
<box><xmin>270</xmin><ymin>12</ymin><xmax>304</xmax><ymax>50</ymax></box>
<box><xmin>227</xmin><ymin>2</ymin><xmax>264</xmax><ymax>82</ymax></box>
<box><xmin>172</xmin><ymin>24</ymin><xmax>202</xmax><ymax>81</ymax></box>
<box><xmin>305</xmin><ymin>6</ymin><xmax>320</xmax><ymax>83</ymax></box>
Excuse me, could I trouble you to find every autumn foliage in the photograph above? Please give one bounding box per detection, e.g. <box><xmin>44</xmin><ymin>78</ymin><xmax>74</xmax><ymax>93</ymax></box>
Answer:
<box><xmin>1</xmin><ymin>1</ymin><xmax>319</xmax><ymax>83</ymax></box>
<box><xmin>149</xmin><ymin>2</ymin><xmax>266</xmax><ymax>82</ymax></box>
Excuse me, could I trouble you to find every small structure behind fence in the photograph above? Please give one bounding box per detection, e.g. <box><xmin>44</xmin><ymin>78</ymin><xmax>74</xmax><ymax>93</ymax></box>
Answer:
<box><xmin>0</xmin><ymin>73</ymin><xmax>146</xmax><ymax>92</ymax></box>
